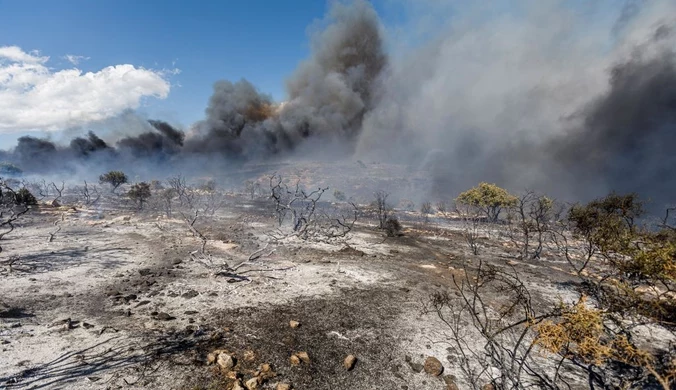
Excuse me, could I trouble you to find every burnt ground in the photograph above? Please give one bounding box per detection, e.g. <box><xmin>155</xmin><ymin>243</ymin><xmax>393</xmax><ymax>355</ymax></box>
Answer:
<box><xmin>0</xmin><ymin>186</ymin><xmax>592</xmax><ymax>390</ymax></box>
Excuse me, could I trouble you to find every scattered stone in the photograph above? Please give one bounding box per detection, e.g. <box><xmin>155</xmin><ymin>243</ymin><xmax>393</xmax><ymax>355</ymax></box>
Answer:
<box><xmin>295</xmin><ymin>351</ymin><xmax>310</xmax><ymax>364</ymax></box>
<box><xmin>424</xmin><ymin>356</ymin><xmax>443</xmax><ymax>376</ymax></box>
<box><xmin>226</xmin><ymin>370</ymin><xmax>240</xmax><ymax>380</ymax></box>
<box><xmin>232</xmin><ymin>380</ymin><xmax>245</xmax><ymax>390</ymax></box>
<box><xmin>217</xmin><ymin>353</ymin><xmax>235</xmax><ymax>370</ymax></box>
<box><xmin>245</xmin><ymin>377</ymin><xmax>259</xmax><ymax>389</ymax></box>
<box><xmin>257</xmin><ymin>363</ymin><xmax>275</xmax><ymax>380</ymax></box>
<box><xmin>207</xmin><ymin>351</ymin><xmax>218</xmax><ymax>364</ymax></box>
<box><xmin>446</xmin><ymin>382</ymin><xmax>460</xmax><ymax>390</ymax></box>
<box><xmin>172</xmin><ymin>258</ymin><xmax>182</xmax><ymax>265</ymax></box>
<box><xmin>482</xmin><ymin>384</ymin><xmax>495</xmax><ymax>390</ymax></box>
<box><xmin>82</xmin><ymin>322</ymin><xmax>95</xmax><ymax>329</ymax></box>
<box><xmin>442</xmin><ymin>375</ymin><xmax>457</xmax><ymax>385</ymax></box>
<box><xmin>122</xmin><ymin>294</ymin><xmax>137</xmax><ymax>303</ymax></box>
<box><xmin>444</xmin><ymin>375</ymin><xmax>459</xmax><ymax>390</ymax></box>
<box><xmin>156</xmin><ymin>312</ymin><xmax>175</xmax><ymax>321</ymax></box>
<box><xmin>106</xmin><ymin>290</ymin><xmax>122</xmax><ymax>297</ymax></box>
<box><xmin>343</xmin><ymin>354</ymin><xmax>357</xmax><ymax>370</ymax></box>
<box><xmin>405</xmin><ymin>356</ymin><xmax>424</xmax><ymax>373</ymax></box>
<box><xmin>243</xmin><ymin>350</ymin><xmax>256</xmax><ymax>362</ymax></box>
<box><xmin>289</xmin><ymin>320</ymin><xmax>300</xmax><ymax>328</ymax></box>
<box><xmin>138</xmin><ymin>268</ymin><xmax>152</xmax><ymax>276</ymax></box>
<box><xmin>184</xmin><ymin>310</ymin><xmax>199</xmax><ymax>315</ymax></box>
<box><xmin>289</xmin><ymin>355</ymin><xmax>301</xmax><ymax>366</ymax></box>
<box><xmin>276</xmin><ymin>384</ymin><xmax>291</xmax><ymax>390</ymax></box>
<box><xmin>49</xmin><ymin>318</ymin><xmax>71</xmax><ymax>328</ymax></box>
<box><xmin>135</xmin><ymin>300</ymin><xmax>151</xmax><ymax>307</ymax></box>
<box><xmin>181</xmin><ymin>290</ymin><xmax>199</xmax><ymax>299</ymax></box>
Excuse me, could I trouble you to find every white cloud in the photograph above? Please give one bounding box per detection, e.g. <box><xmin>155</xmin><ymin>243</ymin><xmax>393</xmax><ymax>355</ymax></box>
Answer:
<box><xmin>63</xmin><ymin>54</ymin><xmax>90</xmax><ymax>65</ymax></box>
<box><xmin>0</xmin><ymin>46</ymin><xmax>173</xmax><ymax>132</ymax></box>
<box><xmin>0</xmin><ymin>46</ymin><xmax>49</xmax><ymax>64</ymax></box>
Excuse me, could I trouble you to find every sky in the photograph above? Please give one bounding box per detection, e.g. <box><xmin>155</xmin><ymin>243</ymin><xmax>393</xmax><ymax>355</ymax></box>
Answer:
<box><xmin>0</xmin><ymin>0</ymin><xmax>416</xmax><ymax>144</ymax></box>
<box><xmin>0</xmin><ymin>0</ymin><xmax>625</xmax><ymax>147</ymax></box>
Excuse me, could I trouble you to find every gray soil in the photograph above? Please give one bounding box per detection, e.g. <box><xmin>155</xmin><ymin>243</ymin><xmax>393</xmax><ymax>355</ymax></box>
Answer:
<box><xmin>0</xmin><ymin>175</ymin><xmax>606</xmax><ymax>390</ymax></box>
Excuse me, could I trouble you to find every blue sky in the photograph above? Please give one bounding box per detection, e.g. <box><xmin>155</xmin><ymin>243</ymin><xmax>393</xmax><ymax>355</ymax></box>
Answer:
<box><xmin>0</xmin><ymin>0</ymin><xmax>416</xmax><ymax>143</ymax></box>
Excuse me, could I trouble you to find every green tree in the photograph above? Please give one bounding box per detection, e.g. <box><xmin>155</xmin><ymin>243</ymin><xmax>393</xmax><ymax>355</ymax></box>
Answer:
<box><xmin>99</xmin><ymin>171</ymin><xmax>128</xmax><ymax>193</ymax></box>
<box><xmin>127</xmin><ymin>182</ymin><xmax>152</xmax><ymax>209</ymax></box>
<box><xmin>456</xmin><ymin>182</ymin><xmax>517</xmax><ymax>222</ymax></box>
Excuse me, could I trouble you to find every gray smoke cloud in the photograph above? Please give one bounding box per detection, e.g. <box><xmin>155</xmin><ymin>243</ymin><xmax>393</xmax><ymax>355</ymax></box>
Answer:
<box><xmin>356</xmin><ymin>0</ymin><xmax>676</xmax><ymax>206</ymax></box>
<box><xmin>186</xmin><ymin>0</ymin><xmax>386</xmax><ymax>158</ymax></box>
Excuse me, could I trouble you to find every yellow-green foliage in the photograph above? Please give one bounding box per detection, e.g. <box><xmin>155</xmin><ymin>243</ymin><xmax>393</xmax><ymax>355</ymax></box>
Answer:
<box><xmin>535</xmin><ymin>297</ymin><xmax>610</xmax><ymax>365</ymax></box>
<box><xmin>536</xmin><ymin>296</ymin><xmax>676</xmax><ymax>389</ymax></box>
<box><xmin>568</xmin><ymin>192</ymin><xmax>642</xmax><ymax>254</ymax></box>
<box><xmin>456</xmin><ymin>182</ymin><xmax>517</xmax><ymax>222</ymax></box>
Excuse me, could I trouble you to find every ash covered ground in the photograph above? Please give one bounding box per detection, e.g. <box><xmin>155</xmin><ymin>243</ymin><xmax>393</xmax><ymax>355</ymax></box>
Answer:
<box><xmin>1</xmin><ymin>161</ymin><xmax>649</xmax><ymax>390</ymax></box>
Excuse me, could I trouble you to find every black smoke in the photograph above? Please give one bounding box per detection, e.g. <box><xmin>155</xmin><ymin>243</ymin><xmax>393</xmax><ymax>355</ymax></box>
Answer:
<box><xmin>552</xmin><ymin>45</ymin><xmax>676</xmax><ymax>202</ymax></box>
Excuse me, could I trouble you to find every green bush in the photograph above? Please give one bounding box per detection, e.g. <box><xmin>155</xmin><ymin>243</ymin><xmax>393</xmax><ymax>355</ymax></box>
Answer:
<box><xmin>128</xmin><ymin>182</ymin><xmax>152</xmax><ymax>209</ymax></box>
<box><xmin>15</xmin><ymin>188</ymin><xmax>37</xmax><ymax>206</ymax></box>
<box><xmin>456</xmin><ymin>182</ymin><xmax>517</xmax><ymax>222</ymax></box>
<box><xmin>99</xmin><ymin>170</ymin><xmax>128</xmax><ymax>192</ymax></box>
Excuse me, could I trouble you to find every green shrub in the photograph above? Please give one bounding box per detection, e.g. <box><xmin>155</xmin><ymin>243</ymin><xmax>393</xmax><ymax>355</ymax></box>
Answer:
<box><xmin>456</xmin><ymin>182</ymin><xmax>517</xmax><ymax>222</ymax></box>
<box><xmin>99</xmin><ymin>171</ymin><xmax>128</xmax><ymax>192</ymax></box>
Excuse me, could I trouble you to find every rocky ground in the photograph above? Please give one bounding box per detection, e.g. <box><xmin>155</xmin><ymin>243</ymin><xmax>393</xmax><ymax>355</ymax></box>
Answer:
<box><xmin>0</xmin><ymin>168</ymin><xmax>600</xmax><ymax>390</ymax></box>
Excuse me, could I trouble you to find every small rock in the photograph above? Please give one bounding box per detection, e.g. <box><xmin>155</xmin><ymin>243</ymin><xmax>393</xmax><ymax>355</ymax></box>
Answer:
<box><xmin>289</xmin><ymin>355</ymin><xmax>301</xmax><ymax>366</ymax></box>
<box><xmin>442</xmin><ymin>375</ymin><xmax>457</xmax><ymax>385</ymax></box>
<box><xmin>245</xmin><ymin>377</ymin><xmax>259</xmax><ymax>389</ymax></box>
<box><xmin>257</xmin><ymin>363</ymin><xmax>275</xmax><ymax>380</ymax></box>
<box><xmin>181</xmin><ymin>290</ymin><xmax>199</xmax><ymax>299</ymax></box>
<box><xmin>424</xmin><ymin>356</ymin><xmax>443</xmax><ymax>376</ymax></box>
<box><xmin>217</xmin><ymin>353</ymin><xmax>235</xmax><ymax>370</ymax></box>
<box><xmin>343</xmin><ymin>354</ymin><xmax>356</xmax><ymax>370</ymax></box>
<box><xmin>482</xmin><ymin>385</ymin><xmax>495</xmax><ymax>390</ymax></box>
<box><xmin>232</xmin><ymin>380</ymin><xmax>245</xmax><ymax>390</ymax></box>
<box><xmin>172</xmin><ymin>258</ymin><xmax>182</xmax><ymax>265</ymax></box>
<box><xmin>446</xmin><ymin>383</ymin><xmax>460</xmax><ymax>390</ymax></box>
<box><xmin>289</xmin><ymin>320</ymin><xmax>300</xmax><ymax>328</ymax></box>
<box><xmin>407</xmin><ymin>361</ymin><xmax>423</xmax><ymax>373</ymax></box>
<box><xmin>156</xmin><ymin>312</ymin><xmax>175</xmax><ymax>321</ymax></box>
<box><xmin>207</xmin><ymin>352</ymin><xmax>218</xmax><ymax>364</ymax></box>
<box><xmin>295</xmin><ymin>351</ymin><xmax>310</xmax><ymax>364</ymax></box>
<box><xmin>50</xmin><ymin>318</ymin><xmax>71</xmax><ymax>328</ymax></box>
<box><xmin>82</xmin><ymin>322</ymin><xmax>95</xmax><ymax>329</ymax></box>
<box><xmin>243</xmin><ymin>350</ymin><xmax>256</xmax><ymax>362</ymax></box>
<box><xmin>276</xmin><ymin>384</ymin><xmax>291</xmax><ymax>390</ymax></box>
<box><xmin>122</xmin><ymin>294</ymin><xmax>137</xmax><ymax>303</ymax></box>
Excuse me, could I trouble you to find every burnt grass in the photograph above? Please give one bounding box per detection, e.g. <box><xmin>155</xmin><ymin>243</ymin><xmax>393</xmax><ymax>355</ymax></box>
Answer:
<box><xmin>187</xmin><ymin>287</ymin><xmax>409</xmax><ymax>389</ymax></box>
